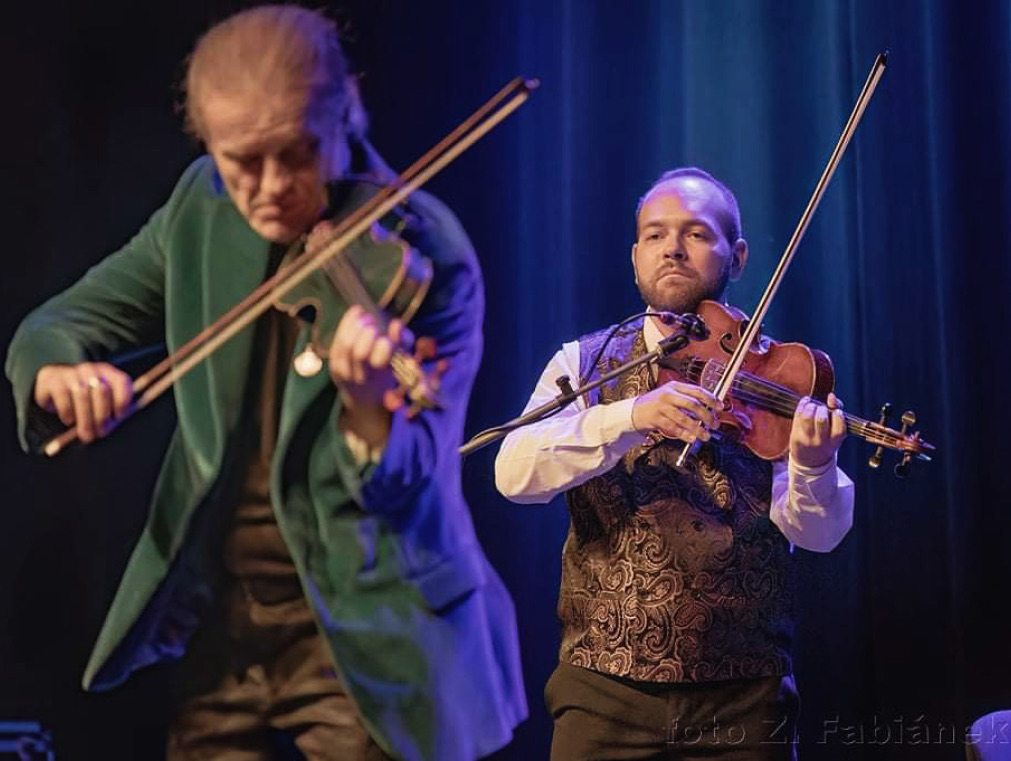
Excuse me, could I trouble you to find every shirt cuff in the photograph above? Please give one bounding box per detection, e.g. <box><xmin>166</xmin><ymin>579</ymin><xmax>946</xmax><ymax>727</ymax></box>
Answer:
<box><xmin>788</xmin><ymin>454</ymin><xmax>836</xmax><ymax>479</ymax></box>
<box><xmin>601</xmin><ymin>397</ymin><xmax>650</xmax><ymax>450</ymax></box>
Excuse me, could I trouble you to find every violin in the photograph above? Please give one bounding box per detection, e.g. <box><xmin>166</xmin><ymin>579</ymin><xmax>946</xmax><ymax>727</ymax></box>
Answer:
<box><xmin>276</xmin><ymin>178</ymin><xmax>445</xmax><ymax>415</ymax></box>
<box><xmin>658</xmin><ymin>300</ymin><xmax>935</xmax><ymax>473</ymax></box>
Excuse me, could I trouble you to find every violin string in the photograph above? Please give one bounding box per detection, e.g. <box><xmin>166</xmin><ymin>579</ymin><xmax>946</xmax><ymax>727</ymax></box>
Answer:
<box><xmin>680</xmin><ymin>358</ymin><xmax>913</xmax><ymax>451</ymax></box>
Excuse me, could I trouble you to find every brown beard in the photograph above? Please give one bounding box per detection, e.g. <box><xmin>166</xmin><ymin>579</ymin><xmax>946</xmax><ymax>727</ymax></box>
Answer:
<box><xmin>636</xmin><ymin>264</ymin><xmax>731</xmax><ymax>314</ymax></box>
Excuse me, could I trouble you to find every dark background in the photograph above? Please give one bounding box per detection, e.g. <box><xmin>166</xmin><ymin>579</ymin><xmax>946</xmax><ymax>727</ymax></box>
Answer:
<box><xmin>1</xmin><ymin>1</ymin><xmax>1009</xmax><ymax>759</ymax></box>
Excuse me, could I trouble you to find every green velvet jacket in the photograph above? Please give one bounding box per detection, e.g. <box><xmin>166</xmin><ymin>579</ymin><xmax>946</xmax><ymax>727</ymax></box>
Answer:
<box><xmin>5</xmin><ymin>156</ymin><xmax>526</xmax><ymax>761</ymax></box>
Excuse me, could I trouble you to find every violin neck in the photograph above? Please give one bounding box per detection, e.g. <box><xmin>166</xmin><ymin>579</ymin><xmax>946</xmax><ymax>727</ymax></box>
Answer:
<box><xmin>321</xmin><ymin>248</ymin><xmax>389</xmax><ymax>327</ymax></box>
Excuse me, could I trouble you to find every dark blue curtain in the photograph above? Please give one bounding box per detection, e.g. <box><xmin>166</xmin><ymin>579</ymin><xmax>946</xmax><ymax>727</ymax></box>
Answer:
<box><xmin>1</xmin><ymin>1</ymin><xmax>1009</xmax><ymax>758</ymax></box>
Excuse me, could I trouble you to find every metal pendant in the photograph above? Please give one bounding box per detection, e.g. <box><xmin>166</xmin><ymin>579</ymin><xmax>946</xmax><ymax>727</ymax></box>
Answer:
<box><xmin>293</xmin><ymin>345</ymin><xmax>324</xmax><ymax>377</ymax></box>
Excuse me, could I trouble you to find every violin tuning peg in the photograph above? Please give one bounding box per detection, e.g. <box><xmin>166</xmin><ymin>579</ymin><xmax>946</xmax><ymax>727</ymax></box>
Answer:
<box><xmin>868</xmin><ymin>402</ymin><xmax>892</xmax><ymax>469</ymax></box>
<box><xmin>414</xmin><ymin>337</ymin><xmax>437</xmax><ymax>361</ymax></box>
<box><xmin>383</xmin><ymin>387</ymin><xmax>406</xmax><ymax>413</ymax></box>
<box><xmin>892</xmin><ymin>411</ymin><xmax>919</xmax><ymax>478</ymax></box>
<box><xmin>868</xmin><ymin>446</ymin><xmax>885</xmax><ymax>470</ymax></box>
<box><xmin>877</xmin><ymin>402</ymin><xmax>893</xmax><ymax>423</ymax></box>
<box><xmin>894</xmin><ymin>451</ymin><xmax>912</xmax><ymax>479</ymax></box>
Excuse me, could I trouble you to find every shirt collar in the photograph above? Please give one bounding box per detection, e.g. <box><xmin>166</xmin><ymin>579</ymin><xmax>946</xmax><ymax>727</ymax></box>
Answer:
<box><xmin>643</xmin><ymin>313</ymin><xmax>664</xmax><ymax>353</ymax></box>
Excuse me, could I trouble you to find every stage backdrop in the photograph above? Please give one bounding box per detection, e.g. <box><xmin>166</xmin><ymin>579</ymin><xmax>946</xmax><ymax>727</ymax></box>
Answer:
<box><xmin>1</xmin><ymin>1</ymin><xmax>1008</xmax><ymax>759</ymax></box>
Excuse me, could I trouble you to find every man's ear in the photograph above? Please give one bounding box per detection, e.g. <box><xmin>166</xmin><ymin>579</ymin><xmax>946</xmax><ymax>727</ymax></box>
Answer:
<box><xmin>631</xmin><ymin>242</ymin><xmax>639</xmax><ymax>286</ymax></box>
<box><xmin>729</xmin><ymin>238</ymin><xmax>748</xmax><ymax>282</ymax></box>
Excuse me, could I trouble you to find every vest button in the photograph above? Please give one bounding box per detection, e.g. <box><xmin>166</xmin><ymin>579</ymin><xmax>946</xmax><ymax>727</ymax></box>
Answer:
<box><xmin>692</xmin><ymin>520</ymin><xmax>705</xmax><ymax>532</ymax></box>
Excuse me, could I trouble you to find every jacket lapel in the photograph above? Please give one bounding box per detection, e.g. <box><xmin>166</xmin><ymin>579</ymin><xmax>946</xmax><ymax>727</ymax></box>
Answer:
<box><xmin>175</xmin><ymin>197</ymin><xmax>274</xmax><ymax>478</ymax></box>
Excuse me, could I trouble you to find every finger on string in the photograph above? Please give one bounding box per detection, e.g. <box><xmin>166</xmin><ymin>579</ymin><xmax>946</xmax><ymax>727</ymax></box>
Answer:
<box><xmin>328</xmin><ymin>331</ymin><xmax>352</xmax><ymax>384</ymax></box>
<box><xmin>351</xmin><ymin>322</ymin><xmax>378</xmax><ymax>361</ymax></box>
<box><xmin>388</xmin><ymin>319</ymin><xmax>414</xmax><ymax>348</ymax></box>
<box><xmin>797</xmin><ymin>395</ymin><xmax>818</xmax><ymax>419</ymax></box>
<box><xmin>831</xmin><ymin>406</ymin><xmax>847</xmax><ymax>440</ymax></box>
<box><xmin>330</xmin><ymin>306</ymin><xmax>366</xmax><ymax>382</ymax></box>
<box><xmin>369</xmin><ymin>336</ymin><xmax>394</xmax><ymax>370</ymax></box>
<box><xmin>795</xmin><ymin>396</ymin><xmax>816</xmax><ymax>438</ymax></box>
<box><xmin>350</xmin><ymin>326</ymin><xmax>379</xmax><ymax>384</ymax></box>
<box><xmin>337</xmin><ymin>305</ymin><xmax>369</xmax><ymax>350</ymax></box>
<box><xmin>814</xmin><ymin>403</ymin><xmax>830</xmax><ymax>429</ymax></box>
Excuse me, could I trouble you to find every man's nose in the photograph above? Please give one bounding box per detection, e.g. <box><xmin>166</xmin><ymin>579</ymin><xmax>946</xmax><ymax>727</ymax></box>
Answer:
<box><xmin>261</xmin><ymin>158</ymin><xmax>293</xmax><ymax>197</ymax></box>
<box><xmin>664</xmin><ymin>237</ymin><xmax>687</xmax><ymax>260</ymax></box>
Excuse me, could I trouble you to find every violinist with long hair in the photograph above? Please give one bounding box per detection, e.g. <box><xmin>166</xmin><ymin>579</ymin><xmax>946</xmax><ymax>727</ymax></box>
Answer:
<box><xmin>496</xmin><ymin>167</ymin><xmax>854</xmax><ymax>761</ymax></box>
<box><xmin>5</xmin><ymin>6</ymin><xmax>525</xmax><ymax>760</ymax></box>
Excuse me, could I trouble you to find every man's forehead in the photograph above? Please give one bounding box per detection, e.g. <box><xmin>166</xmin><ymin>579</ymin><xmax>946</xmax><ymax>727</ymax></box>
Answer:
<box><xmin>645</xmin><ymin>177</ymin><xmax>721</xmax><ymax>209</ymax></box>
<box><xmin>202</xmin><ymin>90</ymin><xmax>311</xmax><ymax>147</ymax></box>
<box><xmin>638</xmin><ymin>177</ymin><xmax>728</xmax><ymax>224</ymax></box>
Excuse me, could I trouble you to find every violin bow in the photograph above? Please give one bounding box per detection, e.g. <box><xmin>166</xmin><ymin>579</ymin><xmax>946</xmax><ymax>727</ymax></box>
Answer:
<box><xmin>676</xmin><ymin>52</ymin><xmax>889</xmax><ymax>467</ymax></box>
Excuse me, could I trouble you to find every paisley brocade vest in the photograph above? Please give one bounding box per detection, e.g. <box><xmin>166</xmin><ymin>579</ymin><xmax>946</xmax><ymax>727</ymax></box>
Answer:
<box><xmin>559</xmin><ymin>323</ymin><xmax>794</xmax><ymax>683</ymax></box>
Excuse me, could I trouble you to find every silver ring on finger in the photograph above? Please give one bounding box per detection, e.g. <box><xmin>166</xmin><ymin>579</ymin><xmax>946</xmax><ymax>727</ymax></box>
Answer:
<box><xmin>86</xmin><ymin>375</ymin><xmax>105</xmax><ymax>391</ymax></box>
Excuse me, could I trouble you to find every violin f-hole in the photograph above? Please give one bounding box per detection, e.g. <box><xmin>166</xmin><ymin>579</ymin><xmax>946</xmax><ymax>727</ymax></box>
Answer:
<box><xmin>719</xmin><ymin>332</ymin><xmax>737</xmax><ymax>354</ymax></box>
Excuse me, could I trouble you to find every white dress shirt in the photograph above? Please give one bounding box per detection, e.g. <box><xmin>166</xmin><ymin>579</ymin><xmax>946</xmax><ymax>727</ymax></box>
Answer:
<box><xmin>495</xmin><ymin>317</ymin><xmax>854</xmax><ymax>552</ymax></box>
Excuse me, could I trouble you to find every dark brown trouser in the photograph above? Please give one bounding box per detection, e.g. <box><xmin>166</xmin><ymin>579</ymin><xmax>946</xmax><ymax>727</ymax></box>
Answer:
<box><xmin>545</xmin><ymin>662</ymin><xmax>800</xmax><ymax>761</ymax></box>
<box><xmin>168</xmin><ymin>584</ymin><xmax>393</xmax><ymax>761</ymax></box>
